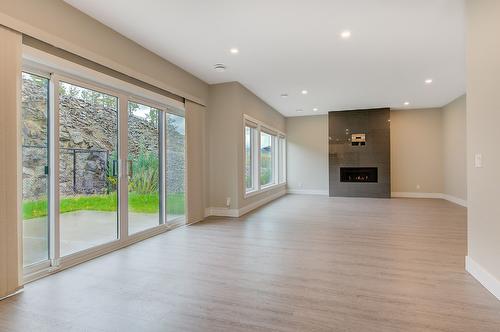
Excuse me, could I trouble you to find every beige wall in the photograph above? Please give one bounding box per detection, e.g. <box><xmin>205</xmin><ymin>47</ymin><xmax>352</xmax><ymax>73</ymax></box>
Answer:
<box><xmin>207</xmin><ymin>82</ymin><xmax>286</xmax><ymax>211</ymax></box>
<box><xmin>207</xmin><ymin>83</ymin><xmax>241</xmax><ymax>209</ymax></box>
<box><xmin>286</xmin><ymin>115</ymin><xmax>329</xmax><ymax>193</ymax></box>
<box><xmin>0</xmin><ymin>0</ymin><xmax>208</xmax><ymax>105</ymax></box>
<box><xmin>443</xmin><ymin>95</ymin><xmax>467</xmax><ymax>200</ymax></box>
<box><xmin>466</xmin><ymin>0</ymin><xmax>500</xmax><ymax>283</ymax></box>
<box><xmin>185</xmin><ymin>101</ymin><xmax>207</xmax><ymax>224</ymax></box>
<box><xmin>236</xmin><ymin>83</ymin><xmax>286</xmax><ymax>210</ymax></box>
<box><xmin>286</xmin><ymin>104</ymin><xmax>467</xmax><ymax>198</ymax></box>
<box><xmin>0</xmin><ymin>26</ymin><xmax>22</xmax><ymax>299</ymax></box>
<box><xmin>390</xmin><ymin>108</ymin><xmax>444</xmax><ymax>194</ymax></box>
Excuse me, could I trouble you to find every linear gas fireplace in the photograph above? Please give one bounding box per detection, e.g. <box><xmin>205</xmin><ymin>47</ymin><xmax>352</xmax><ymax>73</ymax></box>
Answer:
<box><xmin>329</xmin><ymin>108</ymin><xmax>390</xmax><ymax>198</ymax></box>
<box><xmin>340</xmin><ymin>167</ymin><xmax>378</xmax><ymax>183</ymax></box>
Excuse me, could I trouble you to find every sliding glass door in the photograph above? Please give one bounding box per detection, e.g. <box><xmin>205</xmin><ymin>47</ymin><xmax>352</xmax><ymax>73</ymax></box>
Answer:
<box><xmin>166</xmin><ymin>113</ymin><xmax>185</xmax><ymax>222</ymax></box>
<box><xmin>21</xmin><ymin>66</ymin><xmax>186</xmax><ymax>277</ymax></box>
<box><xmin>21</xmin><ymin>72</ymin><xmax>50</xmax><ymax>267</ymax></box>
<box><xmin>59</xmin><ymin>81</ymin><xmax>119</xmax><ymax>256</ymax></box>
<box><xmin>127</xmin><ymin>101</ymin><xmax>161</xmax><ymax>234</ymax></box>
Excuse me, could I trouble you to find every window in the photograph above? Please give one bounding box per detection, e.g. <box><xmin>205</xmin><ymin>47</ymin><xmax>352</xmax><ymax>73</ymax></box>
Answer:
<box><xmin>278</xmin><ymin>136</ymin><xmax>286</xmax><ymax>183</ymax></box>
<box><xmin>244</xmin><ymin>115</ymin><xmax>286</xmax><ymax>196</ymax></box>
<box><xmin>245</xmin><ymin>125</ymin><xmax>256</xmax><ymax>192</ymax></box>
<box><xmin>260</xmin><ymin>131</ymin><xmax>274</xmax><ymax>186</ymax></box>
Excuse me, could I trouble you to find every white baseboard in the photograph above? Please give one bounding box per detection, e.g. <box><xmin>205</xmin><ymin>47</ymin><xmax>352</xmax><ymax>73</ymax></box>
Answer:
<box><xmin>204</xmin><ymin>207</ymin><xmax>239</xmax><ymax>218</ymax></box>
<box><xmin>206</xmin><ymin>190</ymin><xmax>287</xmax><ymax>218</ymax></box>
<box><xmin>466</xmin><ymin>256</ymin><xmax>500</xmax><ymax>301</ymax></box>
<box><xmin>0</xmin><ymin>287</ymin><xmax>23</xmax><ymax>301</ymax></box>
<box><xmin>392</xmin><ymin>192</ymin><xmax>444</xmax><ymax>199</ymax></box>
<box><xmin>391</xmin><ymin>192</ymin><xmax>467</xmax><ymax>207</ymax></box>
<box><xmin>287</xmin><ymin>189</ymin><xmax>329</xmax><ymax>196</ymax></box>
<box><xmin>238</xmin><ymin>190</ymin><xmax>286</xmax><ymax>216</ymax></box>
<box><xmin>441</xmin><ymin>194</ymin><xmax>468</xmax><ymax>207</ymax></box>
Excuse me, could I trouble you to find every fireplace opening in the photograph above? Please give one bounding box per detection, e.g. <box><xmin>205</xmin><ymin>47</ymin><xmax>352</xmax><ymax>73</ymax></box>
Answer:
<box><xmin>340</xmin><ymin>167</ymin><xmax>378</xmax><ymax>183</ymax></box>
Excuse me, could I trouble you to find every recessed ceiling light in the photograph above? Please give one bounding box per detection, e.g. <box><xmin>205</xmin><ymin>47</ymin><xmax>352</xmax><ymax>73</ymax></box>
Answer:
<box><xmin>301</xmin><ymin>90</ymin><xmax>308</xmax><ymax>95</ymax></box>
<box><xmin>213</xmin><ymin>64</ymin><xmax>227</xmax><ymax>72</ymax></box>
<box><xmin>230</xmin><ymin>48</ymin><xmax>239</xmax><ymax>54</ymax></box>
<box><xmin>425</xmin><ymin>79</ymin><xmax>433</xmax><ymax>84</ymax></box>
<box><xmin>404</xmin><ymin>101</ymin><xmax>410</xmax><ymax>106</ymax></box>
<box><xmin>313</xmin><ymin>108</ymin><xmax>318</xmax><ymax>111</ymax></box>
<box><xmin>340</xmin><ymin>30</ymin><xmax>352</xmax><ymax>39</ymax></box>
<box><xmin>280</xmin><ymin>93</ymin><xmax>288</xmax><ymax>98</ymax></box>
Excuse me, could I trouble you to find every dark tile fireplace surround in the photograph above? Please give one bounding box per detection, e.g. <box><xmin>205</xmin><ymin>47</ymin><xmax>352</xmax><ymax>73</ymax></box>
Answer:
<box><xmin>329</xmin><ymin>108</ymin><xmax>391</xmax><ymax>198</ymax></box>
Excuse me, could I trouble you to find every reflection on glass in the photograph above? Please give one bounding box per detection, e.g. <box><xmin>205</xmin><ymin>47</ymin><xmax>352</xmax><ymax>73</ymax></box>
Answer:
<box><xmin>128</xmin><ymin>102</ymin><xmax>161</xmax><ymax>233</ymax></box>
<box><xmin>59</xmin><ymin>81</ymin><xmax>119</xmax><ymax>256</ymax></box>
<box><xmin>166</xmin><ymin>113</ymin><xmax>185</xmax><ymax>223</ymax></box>
<box><xmin>22</xmin><ymin>72</ymin><xmax>50</xmax><ymax>266</ymax></box>
<box><xmin>260</xmin><ymin>132</ymin><xmax>273</xmax><ymax>186</ymax></box>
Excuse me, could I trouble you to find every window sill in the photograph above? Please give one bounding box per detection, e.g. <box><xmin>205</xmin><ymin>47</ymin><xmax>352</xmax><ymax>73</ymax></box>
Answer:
<box><xmin>244</xmin><ymin>182</ymin><xmax>286</xmax><ymax>199</ymax></box>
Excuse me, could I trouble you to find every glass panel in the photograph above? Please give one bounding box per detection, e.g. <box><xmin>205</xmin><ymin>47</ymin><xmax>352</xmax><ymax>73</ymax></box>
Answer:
<box><xmin>59</xmin><ymin>81</ymin><xmax>119</xmax><ymax>256</ymax></box>
<box><xmin>166</xmin><ymin>113</ymin><xmax>185</xmax><ymax>223</ymax></box>
<box><xmin>128</xmin><ymin>102</ymin><xmax>161</xmax><ymax>233</ymax></box>
<box><xmin>279</xmin><ymin>137</ymin><xmax>286</xmax><ymax>183</ymax></box>
<box><xmin>22</xmin><ymin>72</ymin><xmax>50</xmax><ymax>266</ymax></box>
<box><xmin>245</xmin><ymin>126</ymin><xmax>253</xmax><ymax>191</ymax></box>
<box><xmin>260</xmin><ymin>132</ymin><xmax>273</xmax><ymax>186</ymax></box>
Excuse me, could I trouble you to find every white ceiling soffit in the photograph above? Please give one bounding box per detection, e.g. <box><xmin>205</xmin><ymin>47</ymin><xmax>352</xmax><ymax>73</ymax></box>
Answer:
<box><xmin>65</xmin><ymin>0</ymin><xmax>465</xmax><ymax>117</ymax></box>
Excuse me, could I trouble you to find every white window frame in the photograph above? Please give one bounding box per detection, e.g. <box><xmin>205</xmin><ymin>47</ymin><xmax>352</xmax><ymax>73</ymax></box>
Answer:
<box><xmin>21</xmin><ymin>46</ymin><xmax>187</xmax><ymax>282</ymax></box>
<box><xmin>278</xmin><ymin>135</ymin><xmax>287</xmax><ymax>184</ymax></box>
<box><xmin>244</xmin><ymin>124</ymin><xmax>257</xmax><ymax>193</ymax></box>
<box><xmin>243</xmin><ymin>115</ymin><xmax>286</xmax><ymax>198</ymax></box>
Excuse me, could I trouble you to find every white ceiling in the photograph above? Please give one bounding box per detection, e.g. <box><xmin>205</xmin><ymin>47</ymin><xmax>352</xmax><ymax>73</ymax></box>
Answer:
<box><xmin>65</xmin><ymin>0</ymin><xmax>465</xmax><ymax>117</ymax></box>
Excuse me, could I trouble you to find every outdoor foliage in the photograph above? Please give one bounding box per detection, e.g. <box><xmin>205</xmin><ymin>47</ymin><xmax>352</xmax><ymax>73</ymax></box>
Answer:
<box><xmin>22</xmin><ymin>192</ymin><xmax>185</xmax><ymax>220</ymax></box>
<box><xmin>129</xmin><ymin>149</ymin><xmax>159</xmax><ymax>195</ymax></box>
<box><xmin>260</xmin><ymin>152</ymin><xmax>272</xmax><ymax>185</ymax></box>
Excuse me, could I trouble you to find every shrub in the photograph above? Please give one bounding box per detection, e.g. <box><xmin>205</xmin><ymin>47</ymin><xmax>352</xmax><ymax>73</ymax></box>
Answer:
<box><xmin>129</xmin><ymin>149</ymin><xmax>159</xmax><ymax>195</ymax></box>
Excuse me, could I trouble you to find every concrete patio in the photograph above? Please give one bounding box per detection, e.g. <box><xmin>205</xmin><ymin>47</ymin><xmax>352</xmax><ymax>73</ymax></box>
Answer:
<box><xmin>23</xmin><ymin>211</ymin><xmax>184</xmax><ymax>266</ymax></box>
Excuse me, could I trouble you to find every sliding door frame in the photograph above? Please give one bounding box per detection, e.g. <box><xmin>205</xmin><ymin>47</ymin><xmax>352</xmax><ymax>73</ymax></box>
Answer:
<box><xmin>21</xmin><ymin>68</ymin><xmax>52</xmax><ymax>275</ymax></box>
<box><xmin>22</xmin><ymin>59</ymin><xmax>186</xmax><ymax>283</ymax></box>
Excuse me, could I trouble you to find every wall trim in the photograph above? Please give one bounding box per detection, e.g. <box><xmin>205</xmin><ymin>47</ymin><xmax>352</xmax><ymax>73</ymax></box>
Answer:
<box><xmin>0</xmin><ymin>287</ymin><xmax>24</xmax><ymax>301</ymax></box>
<box><xmin>391</xmin><ymin>192</ymin><xmax>467</xmax><ymax>207</ymax></box>
<box><xmin>206</xmin><ymin>190</ymin><xmax>287</xmax><ymax>218</ymax></box>
<box><xmin>441</xmin><ymin>194</ymin><xmax>468</xmax><ymax>207</ymax></box>
<box><xmin>466</xmin><ymin>256</ymin><xmax>500</xmax><ymax>301</ymax></box>
<box><xmin>205</xmin><ymin>207</ymin><xmax>240</xmax><ymax>218</ymax></box>
<box><xmin>239</xmin><ymin>190</ymin><xmax>286</xmax><ymax>216</ymax></box>
<box><xmin>286</xmin><ymin>190</ymin><xmax>468</xmax><ymax>207</ymax></box>
<box><xmin>287</xmin><ymin>189</ymin><xmax>329</xmax><ymax>196</ymax></box>
<box><xmin>391</xmin><ymin>192</ymin><xmax>444</xmax><ymax>199</ymax></box>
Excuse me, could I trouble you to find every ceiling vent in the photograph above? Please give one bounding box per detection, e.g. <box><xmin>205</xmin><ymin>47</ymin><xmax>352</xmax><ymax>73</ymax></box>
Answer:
<box><xmin>213</xmin><ymin>64</ymin><xmax>227</xmax><ymax>72</ymax></box>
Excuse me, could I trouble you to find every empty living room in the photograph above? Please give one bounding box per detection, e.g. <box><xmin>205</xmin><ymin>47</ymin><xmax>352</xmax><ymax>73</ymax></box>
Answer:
<box><xmin>1</xmin><ymin>0</ymin><xmax>500</xmax><ymax>331</ymax></box>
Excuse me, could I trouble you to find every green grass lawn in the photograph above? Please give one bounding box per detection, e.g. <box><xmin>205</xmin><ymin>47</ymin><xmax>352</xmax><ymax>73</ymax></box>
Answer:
<box><xmin>23</xmin><ymin>192</ymin><xmax>185</xmax><ymax>220</ymax></box>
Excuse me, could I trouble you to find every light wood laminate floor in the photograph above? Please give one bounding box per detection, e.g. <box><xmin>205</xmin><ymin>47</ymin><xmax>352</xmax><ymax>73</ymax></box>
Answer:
<box><xmin>1</xmin><ymin>195</ymin><xmax>499</xmax><ymax>331</ymax></box>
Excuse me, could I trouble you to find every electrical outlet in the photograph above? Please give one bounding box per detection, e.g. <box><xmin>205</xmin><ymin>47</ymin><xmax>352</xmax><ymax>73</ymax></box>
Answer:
<box><xmin>416</xmin><ymin>184</ymin><xmax>421</xmax><ymax>190</ymax></box>
<box><xmin>226</xmin><ymin>197</ymin><xmax>231</xmax><ymax>207</ymax></box>
<box><xmin>475</xmin><ymin>153</ymin><xmax>483</xmax><ymax>168</ymax></box>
